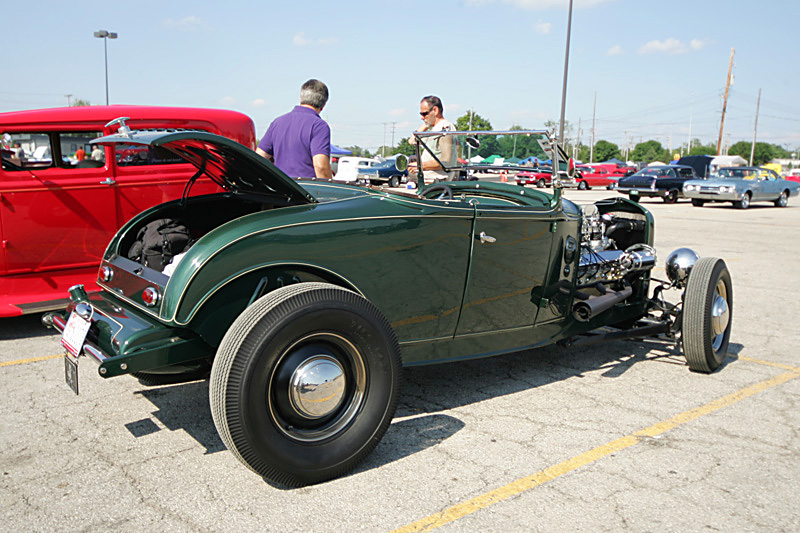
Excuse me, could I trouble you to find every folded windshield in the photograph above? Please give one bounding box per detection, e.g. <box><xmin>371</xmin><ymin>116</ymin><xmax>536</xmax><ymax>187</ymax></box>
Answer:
<box><xmin>411</xmin><ymin>130</ymin><xmax>564</xmax><ymax>174</ymax></box>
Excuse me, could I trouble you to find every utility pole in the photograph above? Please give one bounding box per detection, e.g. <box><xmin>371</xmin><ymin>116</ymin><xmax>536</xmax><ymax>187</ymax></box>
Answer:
<box><xmin>390</xmin><ymin>122</ymin><xmax>397</xmax><ymax>151</ymax></box>
<box><xmin>590</xmin><ymin>92</ymin><xmax>596</xmax><ymax>163</ymax></box>
<box><xmin>716</xmin><ymin>47</ymin><xmax>735</xmax><ymax>155</ymax></box>
<box><xmin>65</xmin><ymin>94</ymin><xmax>73</xmax><ymax>106</ymax></box>
<box><xmin>558</xmin><ymin>0</ymin><xmax>574</xmax><ymax>145</ymax></box>
<box><xmin>749</xmin><ymin>88</ymin><xmax>761</xmax><ymax>166</ymax></box>
<box><xmin>382</xmin><ymin>123</ymin><xmax>387</xmax><ymax>157</ymax></box>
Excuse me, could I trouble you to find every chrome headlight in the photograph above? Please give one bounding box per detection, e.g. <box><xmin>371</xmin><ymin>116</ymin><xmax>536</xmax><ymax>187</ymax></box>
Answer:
<box><xmin>684</xmin><ymin>184</ymin><xmax>697</xmax><ymax>192</ymax></box>
<box><xmin>719</xmin><ymin>186</ymin><xmax>735</xmax><ymax>193</ymax></box>
<box><xmin>665</xmin><ymin>248</ymin><xmax>700</xmax><ymax>288</ymax></box>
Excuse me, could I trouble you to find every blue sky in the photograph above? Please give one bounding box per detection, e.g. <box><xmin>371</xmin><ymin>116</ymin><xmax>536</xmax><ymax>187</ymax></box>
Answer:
<box><xmin>3</xmin><ymin>0</ymin><xmax>799</xmax><ymax>154</ymax></box>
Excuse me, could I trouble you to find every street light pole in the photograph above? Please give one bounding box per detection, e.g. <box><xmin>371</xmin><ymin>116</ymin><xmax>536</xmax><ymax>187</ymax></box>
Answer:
<box><xmin>93</xmin><ymin>30</ymin><xmax>118</xmax><ymax>105</ymax></box>
<box><xmin>558</xmin><ymin>0</ymin><xmax>574</xmax><ymax>145</ymax></box>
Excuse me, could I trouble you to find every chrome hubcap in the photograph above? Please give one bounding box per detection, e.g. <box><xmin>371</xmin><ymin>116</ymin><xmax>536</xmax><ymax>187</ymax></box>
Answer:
<box><xmin>711</xmin><ymin>279</ymin><xmax>729</xmax><ymax>350</ymax></box>
<box><xmin>289</xmin><ymin>355</ymin><xmax>345</xmax><ymax>419</ymax></box>
<box><xmin>269</xmin><ymin>333</ymin><xmax>366</xmax><ymax>442</ymax></box>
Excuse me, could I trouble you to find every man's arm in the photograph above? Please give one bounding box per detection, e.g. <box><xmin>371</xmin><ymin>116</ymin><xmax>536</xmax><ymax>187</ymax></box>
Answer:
<box><xmin>312</xmin><ymin>153</ymin><xmax>333</xmax><ymax>180</ymax></box>
<box><xmin>255</xmin><ymin>147</ymin><xmax>274</xmax><ymax>162</ymax></box>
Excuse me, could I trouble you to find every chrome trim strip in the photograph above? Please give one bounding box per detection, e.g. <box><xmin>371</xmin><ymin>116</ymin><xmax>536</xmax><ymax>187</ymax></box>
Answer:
<box><xmin>83</xmin><ymin>343</ymin><xmax>108</xmax><ymax>364</ymax></box>
<box><xmin>52</xmin><ymin>314</ymin><xmax>67</xmax><ymax>333</ymax></box>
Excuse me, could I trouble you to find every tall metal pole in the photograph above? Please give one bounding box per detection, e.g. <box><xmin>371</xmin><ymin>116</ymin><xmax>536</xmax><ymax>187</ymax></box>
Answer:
<box><xmin>716</xmin><ymin>48</ymin><xmax>735</xmax><ymax>155</ymax></box>
<box><xmin>94</xmin><ymin>30</ymin><xmax>117</xmax><ymax>106</ymax></box>
<box><xmin>749</xmin><ymin>88</ymin><xmax>761</xmax><ymax>166</ymax></box>
<box><xmin>103</xmin><ymin>37</ymin><xmax>109</xmax><ymax>105</ymax></box>
<box><xmin>590</xmin><ymin>92</ymin><xmax>596</xmax><ymax>163</ymax></box>
<box><xmin>558</xmin><ymin>0</ymin><xmax>574</xmax><ymax>145</ymax></box>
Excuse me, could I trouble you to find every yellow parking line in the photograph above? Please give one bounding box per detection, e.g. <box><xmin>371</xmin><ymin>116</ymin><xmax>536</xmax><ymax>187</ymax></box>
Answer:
<box><xmin>0</xmin><ymin>353</ymin><xmax>62</xmax><ymax>368</ymax></box>
<box><xmin>391</xmin><ymin>369</ymin><xmax>800</xmax><ymax>533</ymax></box>
<box><xmin>737</xmin><ymin>355</ymin><xmax>800</xmax><ymax>373</ymax></box>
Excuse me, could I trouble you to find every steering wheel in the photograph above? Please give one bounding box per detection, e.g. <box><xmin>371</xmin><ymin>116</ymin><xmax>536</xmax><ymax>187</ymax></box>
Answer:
<box><xmin>422</xmin><ymin>184</ymin><xmax>453</xmax><ymax>200</ymax></box>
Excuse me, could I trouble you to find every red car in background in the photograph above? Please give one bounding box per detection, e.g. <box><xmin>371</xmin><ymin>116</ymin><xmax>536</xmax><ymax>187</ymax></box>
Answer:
<box><xmin>515</xmin><ymin>169</ymin><xmax>553</xmax><ymax>188</ymax></box>
<box><xmin>0</xmin><ymin>105</ymin><xmax>256</xmax><ymax>317</ymax></box>
<box><xmin>575</xmin><ymin>164</ymin><xmax>620</xmax><ymax>190</ymax></box>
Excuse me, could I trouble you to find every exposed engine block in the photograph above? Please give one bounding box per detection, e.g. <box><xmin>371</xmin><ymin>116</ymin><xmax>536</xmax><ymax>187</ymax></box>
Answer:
<box><xmin>578</xmin><ymin>205</ymin><xmax>654</xmax><ymax>286</ymax></box>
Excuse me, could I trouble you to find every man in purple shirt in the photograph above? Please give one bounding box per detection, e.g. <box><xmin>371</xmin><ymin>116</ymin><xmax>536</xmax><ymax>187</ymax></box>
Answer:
<box><xmin>256</xmin><ymin>79</ymin><xmax>333</xmax><ymax>179</ymax></box>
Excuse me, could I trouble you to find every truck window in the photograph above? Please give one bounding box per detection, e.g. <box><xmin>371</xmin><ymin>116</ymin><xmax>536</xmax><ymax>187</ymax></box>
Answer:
<box><xmin>1</xmin><ymin>131</ymin><xmax>104</xmax><ymax>171</ymax></box>
<box><xmin>115</xmin><ymin>144</ymin><xmax>186</xmax><ymax>167</ymax></box>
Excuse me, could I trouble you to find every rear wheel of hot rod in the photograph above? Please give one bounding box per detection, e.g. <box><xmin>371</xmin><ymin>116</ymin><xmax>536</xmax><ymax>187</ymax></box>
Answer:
<box><xmin>682</xmin><ymin>257</ymin><xmax>733</xmax><ymax>373</ymax></box>
<box><xmin>209</xmin><ymin>283</ymin><xmax>401</xmax><ymax>486</ymax></box>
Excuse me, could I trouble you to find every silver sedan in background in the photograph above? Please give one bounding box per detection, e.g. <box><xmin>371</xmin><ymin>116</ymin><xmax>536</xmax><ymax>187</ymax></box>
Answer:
<box><xmin>683</xmin><ymin>166</ymin><xmax>800</xmax><ymax>209</ymax></box>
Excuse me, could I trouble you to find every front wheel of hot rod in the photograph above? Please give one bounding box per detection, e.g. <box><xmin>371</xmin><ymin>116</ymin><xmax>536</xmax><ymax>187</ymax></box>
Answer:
<box><xmin>209</xmin><ymin>283</ymin><xmax>401</xmax><ymax>486</ymax></box>
<box><xmin>682</xmin><ymin>257</ymin><xmax>733</xmax><ymax>373</ymax></box>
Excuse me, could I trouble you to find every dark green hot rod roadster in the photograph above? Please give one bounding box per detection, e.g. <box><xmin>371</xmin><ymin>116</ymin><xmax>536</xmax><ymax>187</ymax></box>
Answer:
<box><xmin>45</xmin><ymin>126</ymin><xmax>733</xmax><ymax>486</ymax></box>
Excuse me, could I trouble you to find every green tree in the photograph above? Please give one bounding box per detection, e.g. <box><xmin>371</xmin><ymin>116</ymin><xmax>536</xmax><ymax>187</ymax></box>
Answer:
<box><xmin>72</xmin><ymin>98</ymin><xmax>91</xmax><ymax>106</ymax></box>
<box><xmin>593</xmin><ymin>140</ymin><xmax>621</xmax><ymax>162</ymax></box>
<box><xmin>345</xmin><ymin>146</ymin><xmax>372</xmax><ymax>158</ymax></box>
<box><xmin>771</xmin><ymin>144</ymin><xmax>791</xmax><ymax>159</ymax></box>
<box><xmin>631</xmin><ymin>140</ymin><xmax>668</xmax><ymax>163</ymax></box>
<box><xmin>577</xmin><ymin>145</ymin><xmax>590</xmax><ymax>162</ymax></box>
<box><xmin>393</xmin><ymin>137</ymin><xmax>415</xmax><ymax>157</ymax></box>
<box><xmin>728</xmin><ymin>141</ymin><xmax>774</xmax><ymax>165</ymax></box>
<box><xmin>688</xmin><ymin>144</ymin><xmax>716</xmax><ymax>156</ymax></box>
<box><xmin>455</xmin><ymin>111</ymin><xmax>492</xmax><ymax>131</ymax></box>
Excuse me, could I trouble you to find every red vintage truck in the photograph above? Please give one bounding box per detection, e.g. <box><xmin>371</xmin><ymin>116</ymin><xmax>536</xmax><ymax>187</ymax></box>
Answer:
<box><xmin>0</xmin><ymin>105</ymin><xmax>255</xmax><ymax>317</ymax></box>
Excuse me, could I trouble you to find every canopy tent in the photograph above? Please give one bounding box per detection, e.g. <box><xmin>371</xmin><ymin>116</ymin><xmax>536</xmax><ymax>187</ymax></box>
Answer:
<box><xmin>330</xmin><ymin>145</ymin><xmax>352</xmax><ymax>156</ymax></box>
<box><xmin>504</xmin><ymin>157</ymin><xmax>522</xmax><ymax>165</ymax></box>
<box><xmin>481</xmin><ymin>155</ymin><xmax>504</xmax><ymax>165</ymax></box>
<box><xmin>710</xmin><ymin>155</ymin><xmax>747</xmax><ymax>171</ymax></box>
<box><xmin>469</xmin><ymin>155</ymin><xmax>484</xmax><ymax>163</ymax></box>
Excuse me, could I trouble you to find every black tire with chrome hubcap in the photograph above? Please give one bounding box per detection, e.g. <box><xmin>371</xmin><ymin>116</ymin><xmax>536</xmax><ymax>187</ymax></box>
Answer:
<box><xmin>209</xmin><ymin>282</ymin><xmax>401</xmax><ymax>486</ymax></box>
<box><xmin>682</xmin><ymin>257</ymin><xmax>733</xmax><ymax>373</ymax></box>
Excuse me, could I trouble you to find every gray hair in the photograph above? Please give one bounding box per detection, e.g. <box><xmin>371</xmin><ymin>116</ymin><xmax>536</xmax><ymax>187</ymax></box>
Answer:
<box><xmin>421</xmin><ymin>95</ymin><xmax>443</xmax><ymax>116</ymax></box>
<box><xmin>299</xmin><ymin>79</ymin><xmax>329</xmax><ymax>110</ymax></box>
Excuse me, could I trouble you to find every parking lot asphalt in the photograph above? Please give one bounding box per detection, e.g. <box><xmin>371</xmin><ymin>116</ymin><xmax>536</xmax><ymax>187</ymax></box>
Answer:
<box><xmin>1</xmin><ymin>187</ymin><xmax>799</xmax><ymax>532</ymax></box>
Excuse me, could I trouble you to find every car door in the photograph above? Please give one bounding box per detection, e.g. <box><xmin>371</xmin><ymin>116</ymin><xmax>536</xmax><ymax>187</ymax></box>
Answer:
<box><xmin>455</xmin><ymin>200</ymin><xmax>555</xmax><ymax>337</ymax></box>
<box><xmin>0</xmin><ymin>131</ymin><xmax>116</xmax><ymax>275</ymax></box>
<box><xmin>761</xmin><ymin>170</ymin><xmax>782</xmax><ymax>199</ymax></box>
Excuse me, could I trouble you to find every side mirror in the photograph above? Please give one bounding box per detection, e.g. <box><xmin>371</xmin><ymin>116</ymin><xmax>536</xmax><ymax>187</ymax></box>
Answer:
<box><xmin>394</xmin><ymin>154</ymin><xmax>408</xmax><ymax>172</ymax></box>
<box><xmin>465</xmin><ymin>136</ymin><xmax>480</xmax><ymax>150</ymax></box>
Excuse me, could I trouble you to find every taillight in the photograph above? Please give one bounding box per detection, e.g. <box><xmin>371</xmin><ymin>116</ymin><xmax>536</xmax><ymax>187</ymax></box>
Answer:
<box><xmin>142</xmin><ymin>287</ymin><xmax>160</xmax><ymax>307</ymax></box>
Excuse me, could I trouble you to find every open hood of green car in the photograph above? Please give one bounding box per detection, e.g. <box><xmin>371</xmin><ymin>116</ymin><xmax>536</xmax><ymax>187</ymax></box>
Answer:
<box><xmin>92</xmin><ymin>129</ymin><xmax>317</xmax><ymax>204</ymax></box>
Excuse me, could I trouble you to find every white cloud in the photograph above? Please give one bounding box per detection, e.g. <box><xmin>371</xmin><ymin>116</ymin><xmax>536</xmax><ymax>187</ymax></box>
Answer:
<box><xmin>690</xmin><ymin>39</ymin><xmax>708</xmax><ymax>51</ymax></box>
<box><xmin>639</xmin><ymin>38</ymin><xmax>687</xmax><ymax>55</ymax></box>
<box><xmin>388</xmin><ymin>108</ymin><xmax>405</xmax><ymax>116</ymax></box>
<box><xmin>533</xmin><ymin>20</ymin><xmax>552</xmax><ymax>34</ymax></box>
<box><xmin>293</xmin><ymin>31</ymin><xmax>339</xmax><ymax>46</ymax></box>
<box><xmin>162</xmin><ymin>16</ymin><xmax>206</xmax><ymax>31</ymax></box>
<box><xmin>607</xmin><ymin>45</ymin><xmax>623</xmax><ymax>56</ymax></box>
<box><xmin>252</xmin><ymin>98</ymin><xmax>266</xmax><ymax>107</ymax></box>
<box><xmin>220</xmin><ymin>96</ymin><xmax>236</xmax><ymax>106</ymax></box>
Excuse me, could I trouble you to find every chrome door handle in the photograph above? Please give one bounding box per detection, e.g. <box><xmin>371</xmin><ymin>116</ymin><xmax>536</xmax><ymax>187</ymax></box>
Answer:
<box><xmin>100</xmin><ymin>177</ymin><xmax>116</xmax><ymax>185</ymax></box>
<box><xmin>479</xmin><ymin>231</ymin><xmax>496</xmax><ymax>244</ymax></box>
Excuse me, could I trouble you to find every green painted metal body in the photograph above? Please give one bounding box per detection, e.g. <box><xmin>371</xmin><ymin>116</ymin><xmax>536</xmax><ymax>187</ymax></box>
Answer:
<box><xmin>50</xmin><ymin>131</ymin><xmax>655</xmax><ymax>379</ymax></box>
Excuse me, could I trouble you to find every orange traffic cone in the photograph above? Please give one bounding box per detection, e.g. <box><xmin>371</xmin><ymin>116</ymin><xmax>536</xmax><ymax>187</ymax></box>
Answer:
<box><xmin>500</xmin><ymin>171</ymin><xmax>507</xmax><ymax>182</ymax></box>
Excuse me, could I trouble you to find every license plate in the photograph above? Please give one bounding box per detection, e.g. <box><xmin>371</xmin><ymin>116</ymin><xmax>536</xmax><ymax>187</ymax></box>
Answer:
<box><xmin>61</xmin><ymin>310</ymin><xmax>91</xmax><ymax>357</ymax></box>
<box><xmin>64</xmin><ymin>354</ymin><xmax>79</xmax><ymax>395</ymax></box>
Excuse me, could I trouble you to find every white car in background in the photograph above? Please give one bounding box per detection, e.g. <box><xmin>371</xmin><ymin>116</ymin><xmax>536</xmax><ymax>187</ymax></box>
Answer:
<box><xmin>334</xmin><ymin>156</ymin><xmax>379</xmax><ymax>183</ymax></box>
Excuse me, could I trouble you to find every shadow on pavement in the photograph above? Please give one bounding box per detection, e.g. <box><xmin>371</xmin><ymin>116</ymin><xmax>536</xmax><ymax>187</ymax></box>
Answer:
<box><xmin>120</xmin><ymin>337</ymin><xmax>744</xmax><ymax>484</ymax></box>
